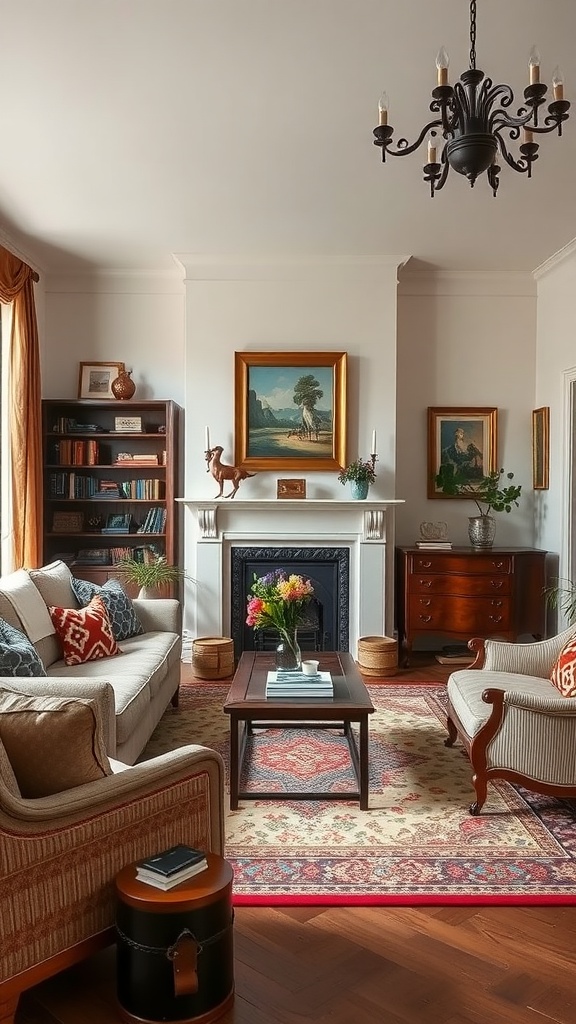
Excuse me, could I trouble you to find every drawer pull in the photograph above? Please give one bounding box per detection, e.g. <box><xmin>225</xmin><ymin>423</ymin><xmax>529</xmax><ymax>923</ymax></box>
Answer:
<box><xmin>419</xmin><ymin>615</ymin><xmax>432</xmax><ymax>623</ymax></box>
<box><xmin>419</xmin><ymin>599</ymin><xmax>431</xmax><ymax>607</ymax></box>
<box><xmin>492</xmin><ymin>561</ymin><xmax>505</xmax><ymax>569</ymax></box>
<box><xmin>418</xmin><ymin>560</ymin><xmax>432</xmax><ymax>569</ymax></box>
<box><xmin>489</xmin><ymin>615</ymin><xmax>503</xmax><ymax>623</ymax></box>
<box><xmin>491</xmin><ymin>600</ymin><xmax>503</xmax><ymax>607</ymax></box>
<box><xmin>490</xmin><ymin>580</ymin><xmax>504</xmax><ymax>589</ymax></box>
<box><xmin>419</xmin><ymin>579</ymin><xmax>432</xmax><ymax>588</ymax></box>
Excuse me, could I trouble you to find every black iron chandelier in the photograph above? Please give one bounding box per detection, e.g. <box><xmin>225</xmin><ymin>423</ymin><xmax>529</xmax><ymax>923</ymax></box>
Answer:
<box><xmin>373</xmin><ymin>0</ymin><xmax>570</xmax><ymax>196</ymax></box>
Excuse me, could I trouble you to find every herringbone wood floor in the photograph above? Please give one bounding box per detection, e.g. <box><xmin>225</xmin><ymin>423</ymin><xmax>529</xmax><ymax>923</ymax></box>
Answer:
<box><xmin>16</xmin><ymin>655</ymin><xmax>576</xmax><ymax>1024</ymax></box>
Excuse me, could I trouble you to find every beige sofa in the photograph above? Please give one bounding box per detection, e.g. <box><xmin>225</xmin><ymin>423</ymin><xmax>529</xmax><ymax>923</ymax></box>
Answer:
<box><xmin>0</xmin><ymin>560</ymin><xmax>182</xmax><ymax>764</ymax></box>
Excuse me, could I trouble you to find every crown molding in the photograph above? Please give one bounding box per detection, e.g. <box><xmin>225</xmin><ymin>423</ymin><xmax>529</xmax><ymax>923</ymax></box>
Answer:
<box><xmin>533</xmin><ymin>237</ymin><xmax>576</xmax><ymax>281</ymax></box>
<box><xmin>172</xmin><ymin>253</ymin><xmax>411</xmax><ymax>282</ymax></box>
<box><xmin>45</xmin><ymin>268</ymin><xmax>185</xmax><ymax>294</ymax></box>
<box><xmin>398</xmin><ymin>269</ymin><xmax>535</xmax><ymax>297</ymax></box>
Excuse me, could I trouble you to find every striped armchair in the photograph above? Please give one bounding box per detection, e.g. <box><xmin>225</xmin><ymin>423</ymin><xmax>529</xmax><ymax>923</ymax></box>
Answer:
<box><xmin>0</xmin><ymin>741</ymin><xmax>225</xmax><ymax>1024</ymax></box>
<box><xmin>445</xmin><ymin>626</ymin><xmax>576</xmax><ymax>814</ymax></box>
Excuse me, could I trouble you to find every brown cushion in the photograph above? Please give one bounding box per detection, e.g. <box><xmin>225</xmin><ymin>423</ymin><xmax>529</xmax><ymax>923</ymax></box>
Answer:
<box><xmin>0</xmin><ymin>690</ymin><xmax>112</xmax><ymax>797</ymax></box>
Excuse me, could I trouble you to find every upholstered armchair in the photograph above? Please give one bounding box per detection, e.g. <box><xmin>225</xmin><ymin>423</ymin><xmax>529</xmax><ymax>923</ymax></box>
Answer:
<box><xmin>445</xmin><ymin>626</ymin><xmax>576</xmax><ymax>815</ymax></box>
<box><xmin>0</xmin><ymin>735</ymin><xmax>225</xmax><ymax>1024</ymax></box>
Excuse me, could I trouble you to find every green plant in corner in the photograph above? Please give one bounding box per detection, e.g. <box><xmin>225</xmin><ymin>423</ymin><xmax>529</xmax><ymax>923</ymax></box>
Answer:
<box><xmin>338</xmin><ymin>457</ymin><xmax>377</xmax><ymax>486</ymax></box>
<box><xmin>544</xmin><ymin>577</ymin><xmax>576</xmax><ymax>624</ymax></box>
<box><xmin>434</xmin><ymin>465</ymin><xmax>522</xmax><ymax>516</ymax></box>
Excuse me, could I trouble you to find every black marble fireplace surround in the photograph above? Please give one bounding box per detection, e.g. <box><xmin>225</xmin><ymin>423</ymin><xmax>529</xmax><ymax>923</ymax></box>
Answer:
<box><xmin>231</xmin><ymin>546</ymin><xmax>350</xmax><ymax>658</ymax></box>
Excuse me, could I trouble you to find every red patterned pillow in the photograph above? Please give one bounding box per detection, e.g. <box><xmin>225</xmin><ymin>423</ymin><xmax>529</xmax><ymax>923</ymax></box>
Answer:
<box><xmin>550</xmin><ymin>634</ymin><xmax>576</xmax><ymax>697</ymax></box>
<box><xmin>49</xmin><ymin>595</ymin><xmax>121</xmax><ymax>666</ymax></box>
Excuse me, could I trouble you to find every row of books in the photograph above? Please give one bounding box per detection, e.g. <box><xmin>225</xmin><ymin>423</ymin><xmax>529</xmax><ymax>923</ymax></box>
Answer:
<box><xmin>50</xmin><ymin>439</ymin><xmax>101</xmax><ymax>466</ymax></box>
<box><xmin>136</xmin><ymin>844</ymin><xmax>208</xmax><ymax>890</ymax></box>
<box><xmin>265</xmin><ymin>669</ymin><xmax>334</xmax><ymax>698</ymax></box>
<box><xmin>137</xmin><ymin>507</ymin><xmax>167</xmax><ymax>534</ymax></box>
<box><xmin>51</xmin><ymin>418</ymin><xmax>104</xmax><ymax>434</ymax></box>
<box><xmin>48</xmin><ymin>473</ymin><xmax>167</xmax><ymax>500</ymax></box>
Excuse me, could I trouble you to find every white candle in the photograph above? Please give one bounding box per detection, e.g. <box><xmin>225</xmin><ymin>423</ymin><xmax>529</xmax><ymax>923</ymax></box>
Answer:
<box><xmin>371</xmin><ymin>430</ymin><xmax>377</xmax><ymax>455</ymax></box>
<box><xmin>205</xmin><ymin>426</ymin><xmax>210</xmax><ymax>450</ymax></box>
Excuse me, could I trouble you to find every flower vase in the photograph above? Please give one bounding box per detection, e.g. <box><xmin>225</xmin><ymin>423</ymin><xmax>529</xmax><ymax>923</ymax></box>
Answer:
<box><xmin>349</xmin><ymin>479</ymin><xmax>369</xmax><ymax>500</ymax></box>
<box><xmin>111</xmin><ymin>369</ymin><xmax>136</xmax><ymax>400</ymax></box>
<box><xmin>275</xmin><ymin>629</ymin><xmax>302</xmax><ymax>671</ymax></box>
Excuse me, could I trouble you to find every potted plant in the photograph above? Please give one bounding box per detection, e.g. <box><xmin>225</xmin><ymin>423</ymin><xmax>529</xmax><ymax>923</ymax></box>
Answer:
<box><xmin>338</xmin><ymin>457</ymin><xmax>377</xmax><ymax>500</ymax></box>
<box><xmin>434</xmin><ymin>465</ymin><xmax>522</xmax><ymax>548</ymax></box>
<box><xmin>114</xmin><ymin>556</ymin><xmax>190</xmax><ymax>598</ymax></box>
<box><xmin>544</xmin><ymin>577</ymin><xmax>576</xmax><ymax>625</ymax></box>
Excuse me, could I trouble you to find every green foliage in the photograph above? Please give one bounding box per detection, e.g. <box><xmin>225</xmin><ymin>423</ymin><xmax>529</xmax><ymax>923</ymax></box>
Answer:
<box><xmin>544</xmin><ymin>577</ymin><xmax>576</xmax><ymax>624</ymax></box>
<box><xmin>338</xmin><ymin>458</ymin><xmax>377</xmax><ymax>486</ymax></box>
<box><xmin>434</xmin><ymin>465</ymin><xmax>522</xmax><ymax>517</ymax></box>
<box><xmin>114</xmin><ymin>556</ymin><xmax>190</xmax><ymax>589</ymax></box>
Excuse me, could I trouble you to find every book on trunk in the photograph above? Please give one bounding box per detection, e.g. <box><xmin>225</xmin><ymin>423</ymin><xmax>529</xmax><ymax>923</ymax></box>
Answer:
<box><xmin>137</xmin><ymin>844</ymin><xmax>207</xmax><ymax>877</ymax></box>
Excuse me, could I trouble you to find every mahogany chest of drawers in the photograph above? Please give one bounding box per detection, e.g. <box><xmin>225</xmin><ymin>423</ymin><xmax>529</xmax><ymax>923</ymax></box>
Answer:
<box><xmin>395</xmin><ymin>547</ymin><xmax>548</xmax><ymax>666</ymax></box>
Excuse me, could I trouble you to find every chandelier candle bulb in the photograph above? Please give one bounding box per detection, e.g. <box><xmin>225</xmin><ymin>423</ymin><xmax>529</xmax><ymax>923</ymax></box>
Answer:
<box><xmin>523</xmin><ymin>128</ymin><xmax>534</xmax><ymax>144</ymax></box>
<box><xmin>553</xmin><ymin>67</ymin><xmax>564</xmax><ymax>101</ymax></box>
<box><xmin>529</xmin><ymin>46</ymin><xmax>541</xmax><ymax>85</ymax></box>
<box><xmin>378</xmin><ymin>92</ymin><xmax>388</xmax><ymax>126</ymax></box>
<box><xmin>427</xmin><ymin>137</ymin><xmax>437</xmax><ymax>163</ymax></box>
<box><xmin>436</xmin><ymin>47</ymin><xmax>449</xmax><ymax>86</ymax></box>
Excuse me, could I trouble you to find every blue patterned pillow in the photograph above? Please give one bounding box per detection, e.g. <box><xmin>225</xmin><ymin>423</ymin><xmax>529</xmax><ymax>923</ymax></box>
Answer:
<box><xmin>71</xmin><ymin>578</ymin><xmax>144</xmax><ymax>641</ymax></box>
<box><xmin>0</xmin><ymin>619</ymin><xmax>47</xmax><ymax>676</ymax></box>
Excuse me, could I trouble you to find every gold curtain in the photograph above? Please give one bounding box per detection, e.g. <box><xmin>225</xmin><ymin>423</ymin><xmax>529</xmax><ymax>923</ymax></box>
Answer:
<box><xmin>0</xmin><ymin>247</ymin><xmax>42</xmax><ymax>569</ymax></box>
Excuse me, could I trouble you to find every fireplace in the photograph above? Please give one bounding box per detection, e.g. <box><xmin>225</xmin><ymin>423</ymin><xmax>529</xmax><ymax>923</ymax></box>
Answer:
<box><xmin>231</xmin><ymin>546</ymin><xmax>350</xmax><ymax>657</ymax></box>
<box><xmin>178</xmin><ymin>498</ymin><xmax>403</xmax><ymax>659</ymax></box>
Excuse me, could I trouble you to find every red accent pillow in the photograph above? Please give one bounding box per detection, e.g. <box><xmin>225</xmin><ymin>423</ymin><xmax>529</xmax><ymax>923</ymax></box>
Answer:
<box><xmin>49</xmin><ymin>595</ymin><xmax>121</xmax><ymax>666</ymax></box>
<box><xmin>550</xmin><ymin>634</ymin><xmax>576</xmax><ymax>697</ymax></box>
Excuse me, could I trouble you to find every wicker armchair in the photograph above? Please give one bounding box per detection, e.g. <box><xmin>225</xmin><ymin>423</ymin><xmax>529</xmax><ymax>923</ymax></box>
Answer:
<box><xmin>445</xmin><ymin>626</ymin><xmax>576</xmax><ymax>814</ymax></box>
<box><xmin>0</xmin><ymin>741</ymin><xmax>225</xmax><ymax>1024</ymax></box>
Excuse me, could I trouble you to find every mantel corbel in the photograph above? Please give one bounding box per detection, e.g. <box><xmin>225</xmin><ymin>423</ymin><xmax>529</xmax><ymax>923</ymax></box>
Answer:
<box><xmin>197</xmin><ymin>506</ymin><xmax>218</xmax><ymax>539</ymax></box>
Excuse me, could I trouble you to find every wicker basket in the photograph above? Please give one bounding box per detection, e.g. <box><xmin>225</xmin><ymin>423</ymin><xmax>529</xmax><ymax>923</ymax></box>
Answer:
<box><xmin>357</xmin><ymin>635</ymin><xmax>398</xmax><ymax>677</ymax></box>
<box><xmin>192</xmin><ymin>636</ymin><xmax>235</xmax><ymax>679</ymax></box>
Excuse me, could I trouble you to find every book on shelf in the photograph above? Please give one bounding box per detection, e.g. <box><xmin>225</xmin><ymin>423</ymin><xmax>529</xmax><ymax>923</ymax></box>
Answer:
<box><xmin>136</xmin><ymin>859</ymin><xmax>208</xmax><ymax>889</ymax></box>
<box><xmin>414</xmin><ymin>541</ymin><xmax>452</xmax><ymax>549</ymax></box>
<box><xmin>137</xmin><ymin>844</ymin><xmax>207</xmax><ymax>877</ymax></box>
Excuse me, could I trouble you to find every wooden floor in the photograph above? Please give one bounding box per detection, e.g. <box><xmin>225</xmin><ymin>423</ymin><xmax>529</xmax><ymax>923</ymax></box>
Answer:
<box><xmin>16</xmin><ymin>654</ymin><xmax>576</xmax><ymax>1024</ymax></box>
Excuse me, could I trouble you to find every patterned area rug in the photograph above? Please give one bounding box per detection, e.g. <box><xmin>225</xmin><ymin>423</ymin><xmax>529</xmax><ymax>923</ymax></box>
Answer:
<box><xmin>143</xmin><ymin>681</ymin><xmax>576</xmax><ymax>905</ymax></box>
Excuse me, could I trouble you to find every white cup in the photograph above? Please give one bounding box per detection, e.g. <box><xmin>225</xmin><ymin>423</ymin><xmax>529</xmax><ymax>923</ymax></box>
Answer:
<box><xmin>301</xmin><ymin>660</ymin><xmax>319</xmax><ymax>676</ymax></box>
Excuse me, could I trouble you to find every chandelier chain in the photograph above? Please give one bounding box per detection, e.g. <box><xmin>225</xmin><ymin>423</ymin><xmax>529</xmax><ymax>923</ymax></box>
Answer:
<box><xmin>469</xmin><ymin>0</ymin><xmax>477</xmax><ymax>71</ymax></box>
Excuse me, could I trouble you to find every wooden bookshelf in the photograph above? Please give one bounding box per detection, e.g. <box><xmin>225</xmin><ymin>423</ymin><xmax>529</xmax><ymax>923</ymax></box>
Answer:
<box><xmin>42</xmin><ymin>399</ymin><xmax>181</xmax><ymax>588</ymax></box>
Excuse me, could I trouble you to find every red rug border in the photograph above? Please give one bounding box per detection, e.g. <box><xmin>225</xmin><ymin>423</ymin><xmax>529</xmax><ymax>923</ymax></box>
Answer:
<box><xmin>233</xmin><ymin>894</ymin><xmax>576</xmax><ymax>907</ymax></box>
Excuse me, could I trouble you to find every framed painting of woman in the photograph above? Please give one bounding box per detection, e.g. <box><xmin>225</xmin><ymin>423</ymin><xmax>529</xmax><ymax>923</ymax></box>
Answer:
<box><xmin>427</xmin><ymin>407</ymin><xmax>498</xmax><ymax>498</ymax></box>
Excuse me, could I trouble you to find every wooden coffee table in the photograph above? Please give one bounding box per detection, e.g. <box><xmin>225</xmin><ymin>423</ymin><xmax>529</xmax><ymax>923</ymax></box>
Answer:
<box><xmin>223</xmin><ymin>651</ymin><xmax>375</xmax><ymax>810</ymax></box>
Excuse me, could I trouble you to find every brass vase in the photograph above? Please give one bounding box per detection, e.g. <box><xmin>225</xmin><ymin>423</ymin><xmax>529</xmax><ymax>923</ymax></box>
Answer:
<box><xmin>111</xmin><ymin>370</ymin><xmax>136</xmax><ymax>400</ymax></box>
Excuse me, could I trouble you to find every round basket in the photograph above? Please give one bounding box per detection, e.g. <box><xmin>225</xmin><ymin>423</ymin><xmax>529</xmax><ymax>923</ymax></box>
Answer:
<box><xmin>192</xmin><ymin>636</ymin><xmax>235</xmax><ymax>679</ymax></box>
<box><xmin>357</xmin><ymin>635</ymin><xmax>398</xmax><ymax>677</ymax></box>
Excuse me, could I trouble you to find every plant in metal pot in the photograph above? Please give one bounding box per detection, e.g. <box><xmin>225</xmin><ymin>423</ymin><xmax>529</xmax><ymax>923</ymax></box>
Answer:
<box><xmin>434</xmin><ymin>466</ymin><xmax>522</xmax><ymax>547</ymax></box>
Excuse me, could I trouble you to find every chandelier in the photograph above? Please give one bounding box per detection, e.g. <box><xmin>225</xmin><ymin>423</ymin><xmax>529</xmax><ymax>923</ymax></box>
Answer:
<box><xmin>373</xmin><ymin>0</ymin><xmax>570</xmax><ymax>197</ymax></box>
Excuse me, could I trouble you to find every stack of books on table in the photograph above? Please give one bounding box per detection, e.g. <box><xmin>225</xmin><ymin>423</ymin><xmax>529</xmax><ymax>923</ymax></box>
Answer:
<box><xmin>414</xmin><ymin>540</ymin><xmax>452</xmax><ymax>549</ymax></box>
<box><xmin>135</xmin><ymin>844</ymin><xmax>208</xmax><ymax>890</ymax></box>
<box><xmin>265</xmin><ymin>669</ymin><xmax>334</xmax><ymax>698</ymax></box>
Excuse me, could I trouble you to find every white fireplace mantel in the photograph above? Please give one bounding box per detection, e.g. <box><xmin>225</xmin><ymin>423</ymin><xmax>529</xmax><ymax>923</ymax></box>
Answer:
<box><xmin>178</xmin><ymin>498</ymin><xmax>404</xmax><ymax>653</ymax></box>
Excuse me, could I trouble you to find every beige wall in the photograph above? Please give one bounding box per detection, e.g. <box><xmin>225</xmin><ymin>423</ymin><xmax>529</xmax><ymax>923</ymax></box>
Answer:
<box><xmin>396</xmin><ymin>271</ymin><xmax>537</xmax><ymax>548</ymax></box>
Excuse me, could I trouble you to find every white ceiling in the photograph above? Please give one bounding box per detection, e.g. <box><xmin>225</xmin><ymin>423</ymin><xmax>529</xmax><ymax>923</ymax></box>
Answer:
<box><xmin>1</xmin><ymin>0</ymin><xmax>575</xmax><ymax>274</ymax></box>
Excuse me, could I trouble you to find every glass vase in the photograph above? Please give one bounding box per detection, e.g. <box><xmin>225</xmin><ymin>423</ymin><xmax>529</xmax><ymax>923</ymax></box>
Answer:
<box><xmin>275</xmin><ymin>629</ymin><xmax>302</xmax><ymax>671</ymax></box>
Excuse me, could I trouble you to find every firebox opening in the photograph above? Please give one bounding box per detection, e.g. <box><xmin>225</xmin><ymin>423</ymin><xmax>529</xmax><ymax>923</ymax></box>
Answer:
<box><xmin>231</xmin><ymin>546</ymin><xmax>349</xmax><ymax>658</ymax></box>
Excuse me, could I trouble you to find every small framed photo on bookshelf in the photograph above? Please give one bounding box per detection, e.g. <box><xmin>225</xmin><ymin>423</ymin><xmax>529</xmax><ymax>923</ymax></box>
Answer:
<box><xmin>105</xmin><ymin>513</ymin><xmax>132</xmax><ymax>530</ymax></box>
<box><xmin>78</xmin><ymin>361</ymin><xmax>125</xmax><ymax>400</ymax></box>
<box><xmin>52</xmin><ymin>511</ymin><xmax>84</xmax><ymax>533</ymax></box>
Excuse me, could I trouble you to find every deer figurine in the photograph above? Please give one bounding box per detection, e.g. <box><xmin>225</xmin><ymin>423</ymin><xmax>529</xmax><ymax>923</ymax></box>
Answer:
<box><xmin>205</xmin><ymin>445</ymin><xmax>256</xmax><ymax>499</ymax></box>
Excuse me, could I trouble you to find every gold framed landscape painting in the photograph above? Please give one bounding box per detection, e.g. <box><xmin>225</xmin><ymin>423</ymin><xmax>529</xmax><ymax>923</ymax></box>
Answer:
<box><xmin>78</xmin><ymin>361</ymin><xmax>125</xmax><ymax>400</ymax></box>
<box><xmin>532</xmin><ymin>406</ymin><xmax>550</xmax><ymax>489</ymax></box>
<box><xmin>234</xmin><ymin>351</ymin><xmax>347</xmax><ymax>471</ymax></box>
<box><xmin>427</xmin><ymin>406</ymin><xmax>498</xmax><ymax>499</ymax></box>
